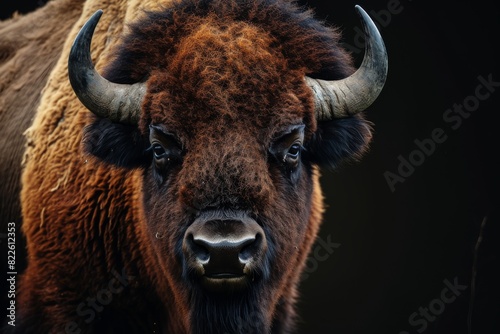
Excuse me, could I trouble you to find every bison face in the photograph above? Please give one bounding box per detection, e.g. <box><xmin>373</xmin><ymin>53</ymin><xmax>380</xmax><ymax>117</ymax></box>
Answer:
<box><xmin>70</xmin><ymin>3</ymin><xmax>386</xmax><ymax>332</ymax></box>
<box><xmin>133</xmin><ymin>19</ymin><xmax>320</xmax><ymax>300</ymax></box>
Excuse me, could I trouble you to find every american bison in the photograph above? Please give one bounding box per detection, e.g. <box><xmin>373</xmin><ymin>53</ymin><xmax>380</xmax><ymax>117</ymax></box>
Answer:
<box><xmin>3</xmin><ymin>0</ymin><xmax>387</xmax><ymax>333</ymax></box>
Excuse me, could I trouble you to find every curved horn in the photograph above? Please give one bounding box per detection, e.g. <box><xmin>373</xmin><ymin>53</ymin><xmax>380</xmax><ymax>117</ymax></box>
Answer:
<box><xmin>68</xmin><ymin>10</ymin><xmax>146</xmax><ymax>124</ymax></box>
<box><xmin>306</xmin><ymin>5</ymin><xmax>388</xmax><ymax>120</ymax></box>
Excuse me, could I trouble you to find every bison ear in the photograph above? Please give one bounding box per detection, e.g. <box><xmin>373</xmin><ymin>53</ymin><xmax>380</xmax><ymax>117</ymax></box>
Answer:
<box><xmin>82</xmin><ymin>117</ymin><xmax>150</xmax><ymax>168</ymax></box>
<box><xmin>306</xmin><ymin>115</ymin><xmax>373</xmax><ymax>170</ymax></box>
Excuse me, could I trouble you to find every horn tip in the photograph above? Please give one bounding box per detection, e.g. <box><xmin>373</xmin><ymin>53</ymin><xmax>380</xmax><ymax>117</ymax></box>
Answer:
<box><xmin>354</xmin><ymin>5</ymin><xmax>365</xmax><ymax>13</ymax></box>
<box><xmin>92</xmin><ymin>9</ymin><xmax>104</xmax><ymax>21</ymax></box>
<box><xmin>354</xmin><ymin>5</ymin><xmax>370</xmax><ymax>21</ymax></box>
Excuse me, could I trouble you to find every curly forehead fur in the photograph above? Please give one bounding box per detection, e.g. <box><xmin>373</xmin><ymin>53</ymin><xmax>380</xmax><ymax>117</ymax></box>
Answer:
<box><xmin>107</xmin><ymin>0</ymin><xmax>354</xmax><ymax>84</ymax></box>
<box><xmin>144</xmin><ymin>18</ymin><xmax>310</xmax><ymax>134</ymax></box>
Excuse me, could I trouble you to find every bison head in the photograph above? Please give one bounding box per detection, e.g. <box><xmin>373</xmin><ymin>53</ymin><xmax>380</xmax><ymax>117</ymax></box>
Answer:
<box><xmin>68</xmin><ymin>1</ymin><xmax>387</xmax><ymax>332</ymax></box>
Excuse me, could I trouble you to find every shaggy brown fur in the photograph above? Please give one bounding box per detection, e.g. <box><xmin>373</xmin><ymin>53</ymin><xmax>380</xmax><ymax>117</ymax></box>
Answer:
<box><xmin>0</xmin><ymin>0</ymin><xmax>84</xmax><ymax>236</ymax></box>
<box><xmin>14</xmin><ymin>0</ymin><xmax>373</xmax><ymax>333</ymax></box>
<box><xmin>0</xmin><ymin>0</ymin><xmax>84</xmax><ymax>325</ymax></box>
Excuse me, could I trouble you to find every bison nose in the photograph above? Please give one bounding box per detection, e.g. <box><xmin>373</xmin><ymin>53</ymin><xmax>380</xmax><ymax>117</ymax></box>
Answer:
<box><xmin>183</xmin><ymin>214</ymin><xmax>267</xmax><ymax>280</ymax></box>
<box><xmin>188</xmin><ymin>232</ymin><xmax>260</xmax><ymax>276</ymax></box>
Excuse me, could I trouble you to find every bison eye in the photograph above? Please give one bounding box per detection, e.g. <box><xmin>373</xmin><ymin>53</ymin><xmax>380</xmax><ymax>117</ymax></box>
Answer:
<box><xmin>270</xmin><ymin>125</ymin><xmax>305</xmax><ymax>179</ymax></box>
<box><xmin>282</xmin><ymin>142</ymin><xmax>302</xmax><ymax>168</ymax></box>
<box><xmin>286</xmin><ymin>143</ymin><xmax>301</xmax><ymax>161</ymax></box>
<box><xmin>149</xmin><ymin>140</ymin><xmax>182</xmax><ymax>166</ymax></box>
<box><xmin>153</xmin><ymin>143</ymin><xmax>167</xmax><ymax>159</ymax></box>
<box><xmin>148</xmin><ymin>125</ymin><xmax>183</xmax><ymax>184</ymax></box>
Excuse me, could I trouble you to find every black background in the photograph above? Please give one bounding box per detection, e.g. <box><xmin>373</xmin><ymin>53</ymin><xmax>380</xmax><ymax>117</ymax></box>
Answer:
<box><xmin>2</xmin><ymin>0</ymin><xmax>499</xmax><ymax>333</ymax></box>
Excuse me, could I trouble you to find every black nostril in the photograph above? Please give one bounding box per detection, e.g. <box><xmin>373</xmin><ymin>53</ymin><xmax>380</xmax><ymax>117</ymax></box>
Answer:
<box><xmin>239</xmin><ymin>233</ymin><xmax>262</xmax><ymax>262</ymax></box>
<box><xmin>187</xmin><ymin>233</ymin><xmax>210</xmax><ymax>263</ymax></box>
